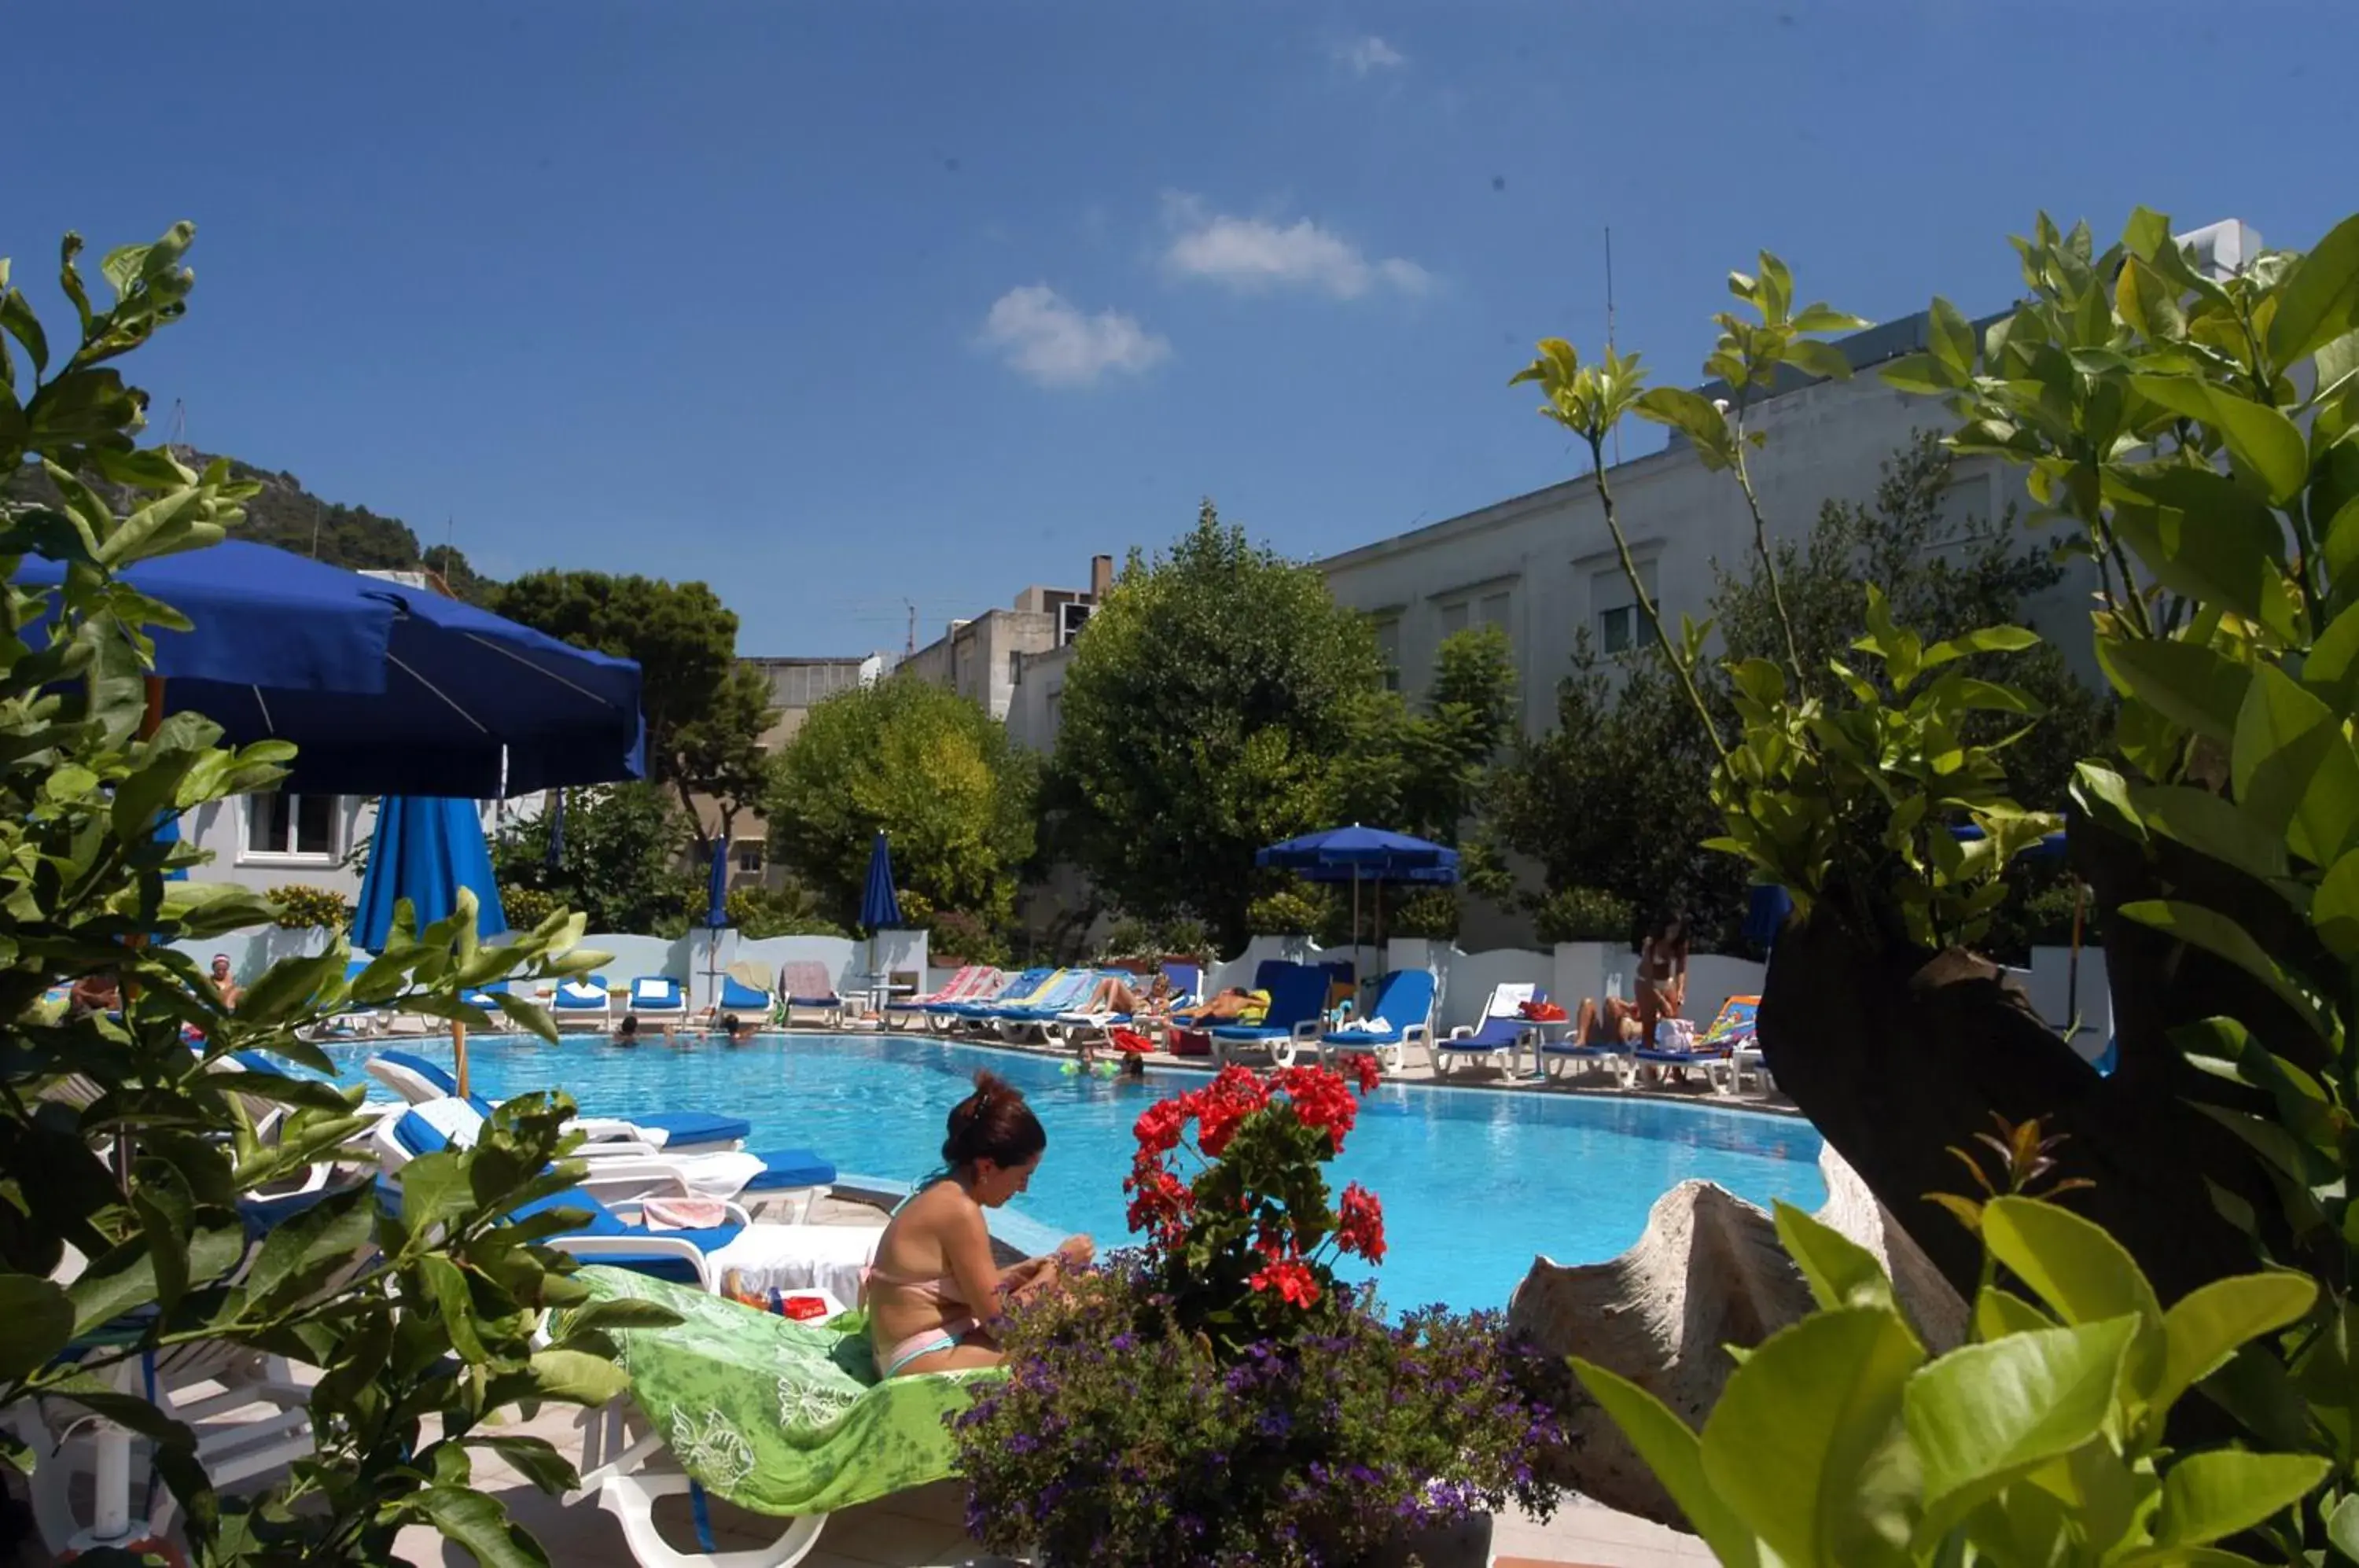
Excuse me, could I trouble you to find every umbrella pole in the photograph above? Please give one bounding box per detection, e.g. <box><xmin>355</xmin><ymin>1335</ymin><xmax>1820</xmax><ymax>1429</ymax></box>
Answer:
<box><xmin>1352</xmin><ymin>870</ymin><xmax>1362</xmax><ymax>1002</ymax></box>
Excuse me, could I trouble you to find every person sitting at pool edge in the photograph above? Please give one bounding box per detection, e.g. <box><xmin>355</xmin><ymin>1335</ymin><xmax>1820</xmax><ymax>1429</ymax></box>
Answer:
<box><xmin>864</xmin><ymin>1070</ymin><xmax>1094</xmax><ymax>1378</ymax></box>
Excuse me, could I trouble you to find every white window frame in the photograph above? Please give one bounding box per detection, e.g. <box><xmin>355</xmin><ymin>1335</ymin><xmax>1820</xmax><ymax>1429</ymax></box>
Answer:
<box><xmin>240</xmin><ymin>791</ymin><xmax>344</xmax><ymax>867</ymax></box>
<box><xmin>1588</xmin><ymin>554</ymin><xmax>1661</xmax><ymax>657</ymax></box>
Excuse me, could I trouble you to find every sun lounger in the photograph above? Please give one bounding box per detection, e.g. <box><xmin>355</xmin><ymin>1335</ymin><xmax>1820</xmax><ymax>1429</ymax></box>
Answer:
<box><xmin>920</xmin><ymin>967</ymin><xmax>1047</xmax><ymax>1032</ymax></box>
<box><xmin>1433</xmin><ymin>983</ymin><xmax>1539</xmax><ymax>1079</ymax></box>
<box><xmin>990</xmin><ymin>969</ymin><xmax>1103</xmax><ymax>1041</ymax></box>
<box><xmin>942</xmin><ymin>967</ymin><xmax>1061</xmax><ymax>1032</ymax></box>
<box><xmin>882</xmin><ymin>965</ymin><xmax>999</xmax><ymax>1027</ymax></box>
<box><xmin>377</xmin><ymin>1101</ymin><xmax>837</xmax><ymax>1224</ymax></box>
<box><xmin>776</xmin><ymin>963</ymin><xmax>842</xmax><ymax>1029</ymax></box>
<box><xmin>627</xmin><ymin>975</ymin><xmax>690</xmax><ymax>1021</ymax></box>
<box><xmin>1209</xmin><ymin>966</ymin><xmax>1334</xmax><ymax>1067</ymax></box>
<box><xmin>1312</xmin><ymin>968</ymin><xmax>1436</xmax><ymax>1075</ymax></box>
<box><xmin>554</xmin><ymin>974</ymin><xmax>614</xmax><ymax>1031</ymax></box>
<box><xmin>363</xmin><ymin>1050</ymin><xmax>751</xmax><ymax>1154</ymax></box>
<box><xmin>564</xmin><ymin>1265</ymin><xmax>1001</xmax><ymax>1568</ymax></box>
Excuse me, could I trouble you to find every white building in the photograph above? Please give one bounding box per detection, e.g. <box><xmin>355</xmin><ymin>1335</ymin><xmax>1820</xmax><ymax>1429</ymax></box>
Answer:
<box><xmin>1318</xmin><ymin>219</ymin><xmax>2260</xmax><ymax>731</ymax></box>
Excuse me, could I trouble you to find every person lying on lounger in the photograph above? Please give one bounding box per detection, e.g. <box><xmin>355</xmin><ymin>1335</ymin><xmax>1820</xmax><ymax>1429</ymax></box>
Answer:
<box><xmin>863</xmin><ymin>1071</ymin><xmax>1095</xmax><ymax>1377</ymax></box>
<box><xmin>1078</xmin><ymin>972</ymin><xmax>1173</xmax><ymax>1018</ymax></box>
<box><xmin>1172</xmin><ymin>986</ymin><xmax>1269</xmax><ymax>1026</ymax></box>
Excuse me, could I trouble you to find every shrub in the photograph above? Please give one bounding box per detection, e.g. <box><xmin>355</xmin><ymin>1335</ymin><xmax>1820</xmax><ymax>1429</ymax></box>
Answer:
<box><xmin>1531</xmin><ymin>885</ymin><xmax>1633</xmax><ymax>944</ymax></box>
<box><xmin>1098</xmin><ymin>915</ymin><xmax>1158</xmax><ymax>961</ymax></box>
<box><xmin>725</xmin><ymin>883</ymin><xmax>846</xmax><ymax>939</ymax></box>
<box><xmin>928</xmin><ymin>908</ymin><xmax>1008</xmax><ymax>966</ymax></box>
<box><xmin>267</xmin><ymin>882</ymin><xmax>352</xmax><ymax>930</ymax></box>
<box><xmin>499</xmin><ymin>883</ymin><xmax>559</xmax><ymax>931</ymax></box>
<box><xmin>1245</xmin><ymin>888</ymin><xmax>1325</xmax><ymax>936</ymax></box>
<box><xmin>1386</xmin><ymin>887</ymin><xmax>1461</xmax><ymax>940</ymax></box>
<box><xmin>893</xmin><ymin>888</ymin><xmax>934</xmax><ymax>928</ymax></box>
<box><xmin>956</xmin><ymin>1062</ymin><xmax>1559</xmax><ymax>1566</ymax></box>
<box><xmin>1156</xmin><ymin>915</ymin><xmax>1212</xmax><ymax>957</ymax></box>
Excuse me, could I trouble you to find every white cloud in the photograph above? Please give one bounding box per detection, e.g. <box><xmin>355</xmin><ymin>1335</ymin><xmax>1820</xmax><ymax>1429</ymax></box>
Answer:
<box><xmin>978</xmin><ymin>285</ymin><xmax>1170</xmax><ymax>388</ymax></box>
<box><xmin>1334</xmin><ymin>33</ymin><xmax>1406</xmax><ymax>74</ymax></box>
<box><xmin>1160</xmin><ymin>195</ymin><xmax>1433</xmax><ymax>300</ymax></box>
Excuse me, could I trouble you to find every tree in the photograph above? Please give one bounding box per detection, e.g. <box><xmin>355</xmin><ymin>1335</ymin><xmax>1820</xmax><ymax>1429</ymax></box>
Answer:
<box><xmin>1485</xmin><ymin>434</ymin><xmax>2108</xmax><ymax>948</ymax></box>
<box><xmin>492</xmin><ymin>781</ymin><xmax>697</xmax><ymax>933</ymax></box>
<box><xmin>1048</xmin><ymin>502</ymin><xmax>1395</xmax><ymax>951</ymax></box>
<box><xmin>0</xmin><ymin>223</ymin><xmax>634</xmax><ymax>1565</ymax></box>
<box><xmin>492</xmin><ymin>571</ymin><xmax>774</xmax><ymax>855</ymax></box>
<box><xmin>765</xmin><ymin>675</ymin><xmax>1037</xmax><ymax>932</ymax></box>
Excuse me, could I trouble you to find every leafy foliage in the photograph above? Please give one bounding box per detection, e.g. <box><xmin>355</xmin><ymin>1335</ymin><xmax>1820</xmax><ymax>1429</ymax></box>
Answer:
<box><xmin>0</xmin><ymin>224</ymin><xmax>642</xmax><ymax>1565</ymax></box>
<box><xmin>492</xmin><ymin>782</ymin><xmax>697</xmax><ymax>934</ymax></box>
<box><xmin>764</xmin><ymin>674</ymin><xmax>1036</xmax><ymax>933</ymax></box>
<box><xmin>265</xmin><ymin>882</ymin><xmax>351</xmax><ymax>931</ymax></box>
<box><xmin>1385</xmin><ymin>887</ymin><xmax>1460</xmax><ymax>940</ymax></box>
<box><xmin>1580</xmin><ymin>1187</ymin><xmax>2322</xmax><ymax>1566</ymax></box>
<box><xmin>723</xmin><ymin>882</ymin><xmax>845</xmax><ymax>939</ymax></box>
<box><xmin>1530</xmin><ymin>885</ymin><xmax>1634</xmax><ymax>945</ymax></box>
<box><xmin>1047</xmin><ymin>502</ymin><xmax>1396</xmax><ymax>951</ymax></box>
<box><xmin>1486</xmin><ymin>436</ymin><xmax>2105</xmax><ymax>949</ymax></box>
<box><xmin>925</xmin><ymin>907</ymin><xmax>1008</xmax><ymax>966</ymax></box>
<box><xmin>1244</xmin><ymin>887</ymin><xmax>1327</xmax><ymax>937</ymax></box>
<box><xmin>958</xmin><ymin>1062</ymin><xmax>1559</xmax><ymax>1566</ymax></box>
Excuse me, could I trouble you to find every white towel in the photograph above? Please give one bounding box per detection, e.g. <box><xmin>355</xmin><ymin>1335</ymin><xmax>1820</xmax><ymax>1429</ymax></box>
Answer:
<box><xmin>705</xmin><ymin>1224</ymin><xmax>885</xmax><ymax>1309</ymax></box>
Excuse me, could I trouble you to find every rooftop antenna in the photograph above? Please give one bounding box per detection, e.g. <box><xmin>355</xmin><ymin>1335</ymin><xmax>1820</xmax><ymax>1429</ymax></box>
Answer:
<box><xmin>167</xmin><ymin>397</ymin><xmax>187</xmax><ymax>455</ymax></box>
<box><xmin>1605</xmin><ymin>225</ymin><xmax>1621</xmax><ymax>468</ymax></box>
<box><xmin>904</xmin><ymin>598</ymin><xmax>917</xmax><ymax>657</ymax></box>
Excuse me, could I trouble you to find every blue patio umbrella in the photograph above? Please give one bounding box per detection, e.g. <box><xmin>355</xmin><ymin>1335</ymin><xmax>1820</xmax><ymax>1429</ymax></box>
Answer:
<box><xmin>859</xmin><ymin>831</ymin><xmax>902</xmax><ymax>999</ymax></box>
<box><xmin>707</xmin><ymin>837</ymin><xmax>731</xmax><ymax>930</ymax></box>
<box><xmin>353</xmin><ymin>796</ymin><xmax>508</xmax><ymax>953</ymax></box>
<box><xmin>151</xmin><ymin>810</ymin><xmax>189</xmax><ymax>882</ymax></box>
<box><xmin>18</xmin><ymin>541</ymin><xmax>646</xmax><ymax>799</ymax></box>
<box><xmin>1743</xmin><ymin>884</ymin><xmax>1794</xmax><ymax>951</ymax></box>
<box><xmin>352</xmin><ymin>795</ymin><xmax>509</xmax><ymax>1092</ymax></box>
<box><xmin>1257</xmin><ymin>825</ymin><xmax>1459</xmax><ymax>983</ymax></box>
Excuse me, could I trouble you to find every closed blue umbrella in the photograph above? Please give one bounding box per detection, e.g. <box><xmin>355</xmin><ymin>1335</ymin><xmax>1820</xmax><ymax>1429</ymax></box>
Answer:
<box><xmin>353</xmin><ymin>797</ymin><xmax>508</xmax><ymax>952</ymax></box>
<box><xmin>707</xmin><ymin>838</ymin><xmax>731</xmax><ymax>930</ymax></box>
<box><xmin>547</xmin><ymin>790</ymin><xmax>567</xmax><ymax>870</ymax></box>
<box><xmin>352</xmin><ymin>796</ymin><xmax>507</xmax><ymax>1094</ymax></box>
<box><xmin>19</xmin><ymin>541</ymin><xmax>645</xmax><ymax>798</ymax></box>
<box><xmin>859</xmin><ymin>830</ymin><xmax>903</xmax><ymax>933</ymax></box>
<box><xmin>1744</xmin><ymin>885</ymin><xmax>1793</xmax><ymax>951</ymax></box>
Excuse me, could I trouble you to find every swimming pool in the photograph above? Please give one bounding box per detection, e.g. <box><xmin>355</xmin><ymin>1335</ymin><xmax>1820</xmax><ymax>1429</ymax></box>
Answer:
<box><xmin>336</xmin><ymin>1031</ymin><xmax>1826</xmax><ymax>1312</ymax></box>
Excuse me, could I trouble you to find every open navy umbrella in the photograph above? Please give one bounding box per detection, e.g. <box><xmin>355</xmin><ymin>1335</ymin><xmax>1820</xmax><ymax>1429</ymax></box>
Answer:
<box><xmin>19</xmin><ymin>541</ymin><xmax>645</xmax><ymax>798</ymax></box>
<box><xmin>1257</xmin><ymin>825</ymin><xmax>1459</xmax><ymax>985</ymax></box>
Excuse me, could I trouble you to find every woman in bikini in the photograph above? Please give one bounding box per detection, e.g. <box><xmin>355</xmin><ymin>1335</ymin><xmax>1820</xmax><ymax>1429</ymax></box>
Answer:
<box><xmin>865</xmin><ymin>1071</ymin><xmax>1094</xmax><ymax>1377</ymax></box>
<box><xmin>1569</xmin><ymin>915</ymin><xmax>1691</xmax><ymax>1051</ymax></box>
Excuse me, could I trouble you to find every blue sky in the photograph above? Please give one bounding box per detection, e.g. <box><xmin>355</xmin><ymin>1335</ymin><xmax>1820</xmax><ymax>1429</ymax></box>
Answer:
<box><xmin>9</xmin><ymin>2</ymin><xmax>2352</xmax><ymax>655</ymax></box>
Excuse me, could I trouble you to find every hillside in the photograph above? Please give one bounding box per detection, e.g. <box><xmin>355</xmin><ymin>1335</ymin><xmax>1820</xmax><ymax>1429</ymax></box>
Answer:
<box><xmin>6</xmin><ymin>446</ymin><xmax>499</xmax><ymax>604</ymax></box>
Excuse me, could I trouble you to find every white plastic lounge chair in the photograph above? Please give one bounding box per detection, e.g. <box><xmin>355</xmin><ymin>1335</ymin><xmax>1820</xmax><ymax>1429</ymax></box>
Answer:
<box><xmin>563</xmin><ymin>1266</ymin><xmax>999</xmax><ymax>1568</ymax></box>
<box><xmin>375</xmin><ymin>1099</ymin><xmax>835</xmax><ymax>1221</ymax></box>
<box><xmin>553</xmin><ymin>974</ymin><xmax>614</xmax><ymax>1031</ymax></box>
<box><xmin>1432</xmin><ymin>983</ymin><xmax>1538</xmax><ymax>1079</ymax></box>
<box><xmin>1313</xmin><ymin>968</ymin><xmax>1437</xmax><ymax>1075</ymax></box>
<box><xmin>362</xmin><ymin>1051</ymin><xmax>753</xmax><ymax>1154</ymax></box>
<box><xmin>776</xmin><ymin>963</ymin><xmax>842</xmax><ymax>1028</ymax></box>
<box><xmin>626</xmin><ymin>975</ymin><xmax>690</xmax><ymax>1021</ymax></box>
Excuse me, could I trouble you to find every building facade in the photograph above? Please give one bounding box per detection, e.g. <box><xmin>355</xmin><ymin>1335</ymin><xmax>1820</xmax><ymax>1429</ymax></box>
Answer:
<box><xmin>690</xmin><ymin>653</ymin><xmax>882</xmax><ymax>886</ymax></box>
<box><xmin>900</xmin><ymin>556</ymin><xmax>1112</xmax><ymax>721</ymax></box>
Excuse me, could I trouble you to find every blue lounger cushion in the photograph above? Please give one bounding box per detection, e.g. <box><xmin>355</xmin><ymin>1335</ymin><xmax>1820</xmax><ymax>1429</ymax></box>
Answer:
<box><xmin>635</xmin><ymin>1110</ymin><xmax>753</xmax><ymax>1147</ymax></box>
<box><xmin>742</xmin><ymin>1149</ymin><xmax>837</xmax><ymax>1191</ymax></box>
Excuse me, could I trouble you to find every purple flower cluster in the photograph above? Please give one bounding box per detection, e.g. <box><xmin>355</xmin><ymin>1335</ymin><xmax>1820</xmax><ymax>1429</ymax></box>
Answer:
<box><xmin>951</xmin><ymin>1268</ymin><xmax>1562</xmax><ymax>1567</ymax></box>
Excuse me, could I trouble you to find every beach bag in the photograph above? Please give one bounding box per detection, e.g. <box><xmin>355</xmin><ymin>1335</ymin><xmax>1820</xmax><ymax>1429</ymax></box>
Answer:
<box><xmin>1518</xmin><ymin>999</ymin><xmax>1567</xmax><ymax>1022</ymax></box>
<box><xmin>1654</xmin><ymin>1018</ymin><xmax>1697</xmax><ymax>1053</ymax></box>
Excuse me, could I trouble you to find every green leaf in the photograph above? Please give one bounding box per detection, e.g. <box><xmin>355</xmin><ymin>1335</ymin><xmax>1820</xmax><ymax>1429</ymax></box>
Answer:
<box><xmin>2107</xmin><ymin>471</ymin><xmax>2302</xmax><ymax>646</ymax></box>
<box><xmin>1927</xmin><ymin>297</ymin><xmax>1976</xmax><ymax>375</ymax></box>
<box><xmin>468</xmin><ymin>1434</ymin><xmax>580</xmax><ymax>1494</ymax></box>
<box><xmin>0</xmin><ymin>1275</ymin><xmax>75</xmax><ymax>1379</ymax></box>
<box><xmin>2269</xmin><ymin>212</ymin><xmax>2359</xmax><ymax>366</ymax></box>
<box><xmin>2116</xmin><ymin>256</ymin><xmax>2188</xmax><ymax>342</ymax></box>
<box><xmin>1698</xmin><ymin>1306</ymin><xmax>1924</xmax><ymax>1567</ymax></box>
<box><xmin>2154</xmin><ymin>1272</ymin><xmax>2318</xmax><ymax>1419</ymax></box>
<box><xmin>1784</xmin><ymin>339</ymin><xmax>1853</xmax><ymax>382</ymax></box>
<box><xmin>518</xmin><ymin>1347</ymin><xmax>630</xmax><ymax>1406</ymax></box>
<box><xmin>2130</xmin><ymin>375</ymin><xmax>2310</xmax><ymax>505</ymax></box>
<box><xmin>2120</xmin><ymin>900</ymin><xmax>2332</xmax><ymax>1043</ymax></box>
<box><xmin>406</xmin><ymin>1485</ymin><xmax>550</xmax><ymax>1568</ymax></box>
<box><xmin>1634</xmin><ymin>387</ymin><xmax>1736</xmax><ymax>468</ymax></box>
<box><xmin>1880</xmin><ymin>352</ymin><xmax>1961</xmax><ymax>396</ymax></box>
<box><xmin>1973</xmin><ymin>1286</ymin><xmax>2055</xmax><ymax>1342</ymax></box>
<box><xmin>1774</xmin><ymin>1202</ymin><xmax>1899</xmax><ymax>1320</ymax></box>
<box><xmin>2156</xmin><ymin>1449</ymin><xmax>2330</xmax><ymax>1546</ymax></box>
<box><xmin>2316</xmin><ymin>849</ymin><xmax>2359</xmax><ymax>960</ymax></box>
<box><xmin>1794</xmin><ymin>304</ymin><xmax>1871</xmax><ymax>334</ymax></box>
<box><xmin>0</xmin><ymin>289</ymin><xmax>49</xmax><ymax>378</ymax></box>
<box><xmin>1978</xmin><ymin>1198</ymin><xmax>2160</xmax><ymax>1407</ymax></box>
<box><xmin>1571</xmin><ymin>1360</ymin><xmax>1761</xmax><ymax>1568</ymax></box>
<box><xmin>2232</xmin><ymin>661</ymin><xmax>2359</xmax><ymax>867</ymax></box>
<box><xmin>2096</xmin><ymin>637</ymin><xmax>2251</xmax><ymax>745</ymax></box>
<box><xmin>1904</xmin><ymin>1315</ymin><xmax>2139</xmax><ymax>1538</ymax></box>
<box><xmin>2129</xmin><ymin>784</ymin><xmax>2291</xmax><ymax>886</ymax></box>
<box><xmin>2305</xmin><ymin>595</ymin><xmax>2359</xmax><ymax>715</ymax></box>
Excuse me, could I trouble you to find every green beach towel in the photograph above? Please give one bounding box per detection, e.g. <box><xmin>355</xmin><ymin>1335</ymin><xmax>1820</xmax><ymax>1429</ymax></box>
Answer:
<box><xmin>571</xmin><ymin>1265</ymin><xmax>1003</xmax><ymax>1517</ymax></box>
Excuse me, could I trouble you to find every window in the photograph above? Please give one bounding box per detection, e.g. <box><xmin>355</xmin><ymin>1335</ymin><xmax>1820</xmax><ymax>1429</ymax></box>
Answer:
<box><xmin>245</xmin><ymin>793</ymin><xmax>337</xmax><ymax>859</ymax></box>
<box><xmin>1478</xmin><ymin>591</ymin><xmax>1511</xmax><ymax>631</ymax></box>
<box><xmin>1371</xmin><ymin>617</ymin><xmax>1402</xmax><ymax>692</ymax></box>
<box><xmin>1008</xmin><ymin>650</ymin><xmax>1024</xmax><ymax>686</ymax></box>
<box><xmin>735</xmin><ymin>841</ymin><xmax>765</xmax><ymax>875</ymax></box>
<box><xmin>1593</xmin><ymin>561</ymin><xmax>1658</xmax><ymax>656</ymax></box>
<box><xmin>1437</xmin><ymin>600</ymin><xmax>1470</xmax><ymax>639</ymax></box>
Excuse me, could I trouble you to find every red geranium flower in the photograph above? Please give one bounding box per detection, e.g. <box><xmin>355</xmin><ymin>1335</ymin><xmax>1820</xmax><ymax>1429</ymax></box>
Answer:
<box><xmin>1248</xmin><ymin>1256</ymin><xmax>1321</xmax><ymax>1308</ymax></box>
<box><xmin>1336</xmin><ymin>1181</ymin><xmax>1386</xmax><ymax>1263</ymax></box>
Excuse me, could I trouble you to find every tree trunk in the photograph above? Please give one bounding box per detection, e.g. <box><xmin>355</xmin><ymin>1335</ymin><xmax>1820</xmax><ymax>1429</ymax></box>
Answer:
<box><xmin>1754</xmin><ymin>861</ymin><xmax>2280</xmax><ymax>1311</ymax></box>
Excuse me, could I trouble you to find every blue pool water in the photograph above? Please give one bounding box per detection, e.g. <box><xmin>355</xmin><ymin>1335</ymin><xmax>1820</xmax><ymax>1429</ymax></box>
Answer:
<box><xmin>335</xmin><ymin>1032</ymin><xmax>1826</xmax><ymax>1312</ymax></box>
